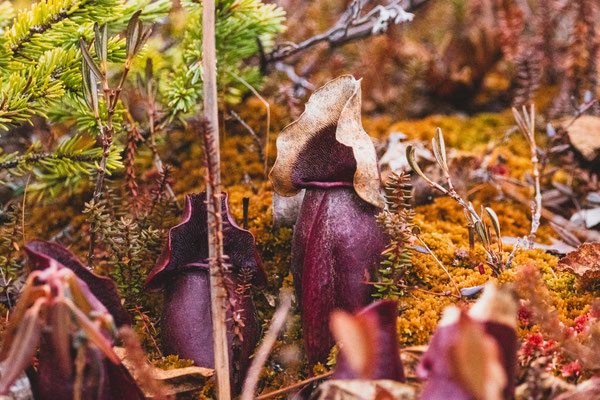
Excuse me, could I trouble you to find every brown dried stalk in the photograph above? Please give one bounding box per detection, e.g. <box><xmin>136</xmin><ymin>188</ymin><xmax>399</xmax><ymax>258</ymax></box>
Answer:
<box><xmin>230</xmin><ymin>110</ymin><xmax>265</xmax><ymax>166</ymax></box>
<box><xmin>202</xmin><ymin>1</ymin><xmax>231</xmax><ymax>398</ymax></box>
<box><xmin>241</xmin><ymin>291</ymin><xmax>292</xmax><ymax>400</ymax></box>
<box><xmin>512</xmin><ymin>105</ymin><xmax>541</xmax><ymax>248</ymax></box>
<box><xmin>255</xmin><ymin>371</ymin><xmax>334</xmax><ymax>400</ymax></box>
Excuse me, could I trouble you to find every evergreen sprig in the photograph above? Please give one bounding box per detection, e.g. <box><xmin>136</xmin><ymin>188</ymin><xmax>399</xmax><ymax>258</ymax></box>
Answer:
<box><xmin>0</xmin><ymin>134</ymin><xmax>122</xmax><ymax>197</ymax></box>
<box><xmin>374</xmin><ymin>172</ymin><xmax>415</xmax><ymax>300</ymax></box>
<box><xmin>164</xmin><ymin>0</ymin><xmax>285</xmax><ymax>116</ymax></box>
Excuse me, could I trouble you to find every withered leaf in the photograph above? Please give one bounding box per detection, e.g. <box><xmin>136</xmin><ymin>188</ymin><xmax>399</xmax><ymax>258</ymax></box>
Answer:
<box><xmin>114</xmin><ymin>347</ymin><xmax>213</xmax><ymax>397</ymax></box>
<box><xmin>557</xmin><ymin>242</ymin><xmax>600</xmax><ymax>288</ymax></box>
<box><xmin>565</xmin><ymin>116</ymin><xmax>600</xmax><ymax>161</ymax></box>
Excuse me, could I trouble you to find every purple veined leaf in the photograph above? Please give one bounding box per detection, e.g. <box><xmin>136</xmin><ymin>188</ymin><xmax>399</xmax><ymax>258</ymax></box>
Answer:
<box><xmin>332</xmin><ymin>300</ymin><xmax>406</xmax><ymax>382</ymax></box>
<box><xmin>269</xmin><ymin>75</ymin><xmax>386</xmax><ymax>365</ymax></box>
<box><xmin>145</xmin><ymin>192</ymin><xmax>265</xmax><ymax>391</ymax></box>
<box><xmin>0</xmin><ymin>298</ymin><xmax>45</xmax><ymax>394</ymax></box>
<box><xmin>25</xmin><ymin>240</ymin><xmax>131</xmax><ymax>327</ymax></box>
<box><xmin>0</xmin><ymin>276</ymin><xmax>48</xmax><ymax>360</ymax></box>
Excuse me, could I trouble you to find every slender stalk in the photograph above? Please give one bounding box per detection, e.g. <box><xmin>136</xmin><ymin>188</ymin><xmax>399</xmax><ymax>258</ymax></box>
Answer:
<box><xmin>229</xmin><ymin>72</ymin><xmax>270</xmax><ymax>177</ymax></box>
<box><xmin>203</xmin><ymin>1</ymin><xmax>231</xmax><ymax>399</ymax></box>
<box><xmin>241</xmin><ymin>292</ymin><xmax>292</xmax><ymax>400</ymax></box>
<box><xmin>255</xmin><ymin>371</ymin><xmax>334</xmax><ymax>400</ymax></box>
<box><xmin>414</xmin><ymin>235</ymin><xmax>462</xmax><ymax>299</ymax></box>
<box><xmin>512</xmin><ymin>105</ymin><xmax>542</xmax><ymax>248</ymax></box>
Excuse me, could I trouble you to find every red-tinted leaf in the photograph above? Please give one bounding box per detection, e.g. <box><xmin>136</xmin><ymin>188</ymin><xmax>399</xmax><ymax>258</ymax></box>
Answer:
<box><xmin>0</xmin><ymin>298</ymin><xmax>45</xmax><ymax>394</ymax></box>
<box><xmin>62</xmin><ymin>298</ymin><xmax>120</xmax><ymax>365</ymax></box>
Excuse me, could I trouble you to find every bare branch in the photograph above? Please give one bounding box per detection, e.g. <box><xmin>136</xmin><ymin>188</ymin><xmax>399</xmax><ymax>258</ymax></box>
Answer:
<box><xmin>264</xmin><ymin>0</ymin><xmax>422</xmax><ymax>65</ymax></box>
<box><xmin>241</xmin><ymin>291</ymin><xmax>292</xmax><ymax>400</ymax></box>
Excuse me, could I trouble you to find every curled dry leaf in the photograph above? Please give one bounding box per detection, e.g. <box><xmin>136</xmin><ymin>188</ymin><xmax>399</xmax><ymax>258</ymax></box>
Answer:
<box><xmin>269</xmin><ymin>75</ymin><xmax>386</xmax><ymax>365</ymax></box>
<box><xmin>557</xmin><ymin>242</ymin><xmax>600</xmax><ymax>289</ymax></box>
<box><xmin>114</xmin><ymin>347</ymin><xmax>213</xmax><ymax>397</ymax></box>
<box><xmin>565</xmin><ymin>116</ymin><xmax>600</xmax><ymax>161</ymax></box>
<box><xmin>269</xmin><ymin>74</ymin><xmax>384</xmax><ymax>208</ymax></box>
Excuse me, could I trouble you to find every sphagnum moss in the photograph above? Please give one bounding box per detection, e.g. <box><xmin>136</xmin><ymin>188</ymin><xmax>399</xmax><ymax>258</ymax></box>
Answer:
<box><xmin>20</xmin><ymin>101</ymin><xmax>596</xmax><ymax>392</ymax></box>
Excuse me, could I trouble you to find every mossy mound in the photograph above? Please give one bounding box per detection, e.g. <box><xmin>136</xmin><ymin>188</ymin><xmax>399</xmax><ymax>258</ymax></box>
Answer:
<box><xmin>22</xmin><ymin>101</ymin><xmax>596</xmax><ymax>393</ymax></box>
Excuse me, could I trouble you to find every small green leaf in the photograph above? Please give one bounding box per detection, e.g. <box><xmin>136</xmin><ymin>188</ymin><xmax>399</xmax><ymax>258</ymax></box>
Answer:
<box><xmin>79</xmin><ymin>38</ymin><xmax>102</xmax><ymax>80</ymax></box>
<box><xmin>126</xmin><ymin>11</ymin><xmax>142</xmax><ymax>59</ymax></box>
<box><xmin>406</xmin><ymin>145</ymin><xmax>448</xmax><ymax>194</ymax></box>
<box><xmin>432</xmin><ymin>127</ymin><xmax>448</xmax><ymax>173</ymax></box>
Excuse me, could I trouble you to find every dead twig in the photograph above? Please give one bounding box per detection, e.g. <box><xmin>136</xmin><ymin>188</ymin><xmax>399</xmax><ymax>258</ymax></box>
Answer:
<box><xmin>512</xmin><ymin>104</ymin><xmax>541</xmax><ymax>248</ymax></box>
<box><xmin>230</xmin><ymin>110</ymin><xmax>265</xmax><ymax>167</ymax></box>
<box><xmin>255</xmin><ymin>371</ymin><xmax>334</xmax><ymax>400</ymax></box>
<box><xmin>241</xmin><ymin>291</ymin><xmax>292</xmax><ymax>400</ymax></box>
<box><xmin>499</xmin><ymin>181</ymin><xmax>600</xmax><ymax>243</ymax></box>
<box><xmin>265</xmin><ymin>0</ymin><xmax>419</xmax><ymax>64</ymax></box>
<box><xmin>228</xmin><ymin>72</ymin><xmax>271</xmax><ymax>177</ymax></box>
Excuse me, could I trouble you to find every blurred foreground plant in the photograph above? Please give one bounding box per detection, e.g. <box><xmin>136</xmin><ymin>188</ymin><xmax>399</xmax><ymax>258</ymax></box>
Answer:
<box><xmin>0</xmin><ymin>261</ymin><xmax>144</xmax><ymax>399</ymax></box>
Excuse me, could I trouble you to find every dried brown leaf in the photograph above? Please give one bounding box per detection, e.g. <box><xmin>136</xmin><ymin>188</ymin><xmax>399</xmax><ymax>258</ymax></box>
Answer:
<box><xmin>557</xmin><ymin>242</ymin><xmax>600</xmax><ymax>288</ymax></box>
<box><xmin>565</xmin><ymin>116</ymin><xmax>600</xmax><ymax>161</ymax></box>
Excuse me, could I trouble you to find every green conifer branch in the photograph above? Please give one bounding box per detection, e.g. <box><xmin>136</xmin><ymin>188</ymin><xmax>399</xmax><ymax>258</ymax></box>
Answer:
<box><xmin>163</xmin><ymin>0</ymin><xmax>285</xmax><ymax>117</ymax></box>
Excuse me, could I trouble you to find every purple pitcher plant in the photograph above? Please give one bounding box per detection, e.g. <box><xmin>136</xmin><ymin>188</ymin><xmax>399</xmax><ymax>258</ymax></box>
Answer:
<box><xmin>269</xmin><ymin>75</ymin><xmax>386</xmax><ymax>365</ymax></box>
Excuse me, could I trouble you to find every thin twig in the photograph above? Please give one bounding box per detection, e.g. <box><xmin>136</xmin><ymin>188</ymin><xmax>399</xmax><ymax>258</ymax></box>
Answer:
<box><xmin>230</xmin><ymin>110</ymin><xmax>265</xmax><ymax>167</ymax></box>
<box><xmin>499</xmin><ymin>181</ymin><xmax>600</xmax><ymax>242</ymax></box>
<box><xmin>255</xmin><ymin>371</ymin><xmax>334</xmax><ymax>400</ymax></box>
<box><xmin>241</xmin><ymin>291</ymin><xmax>292</xmax><ymax>400</ymax></box>
<box><xmin>264</xmin><ymin>0</ymin><xmax>423</xmax><ymax>64</ymax></box>
<box><xmin>512</xmin><ymin>105</ymin><xmax>541</xmax><ymax>248</ymax></box>
<box><xmin>229</xmin><ymin>72</ymin><xmax>271</xmax><ymax>176</ymax></box>
<box><xmin>414</xmin><ymin>235</ymin><xmax>462</xmax><ymax>299</ymax></box>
